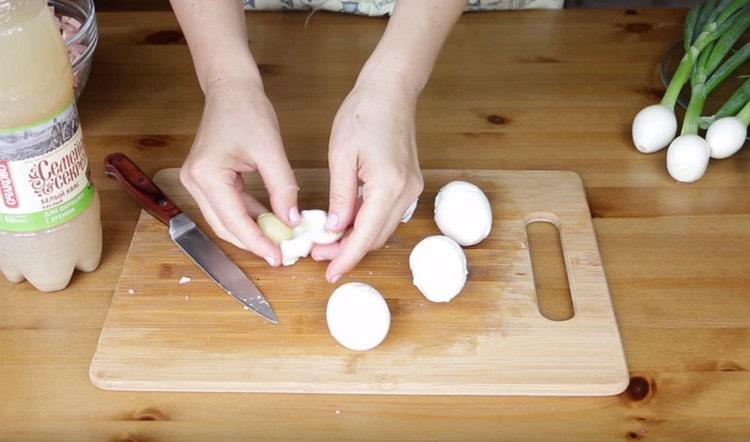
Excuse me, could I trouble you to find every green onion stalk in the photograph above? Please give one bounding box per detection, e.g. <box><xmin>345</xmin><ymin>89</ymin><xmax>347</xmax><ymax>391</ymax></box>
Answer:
<box><xmin>666</xmin><ymin>4</ymin><xmax>750</xmax><ymax>182</ymax></box>
<box><xmin>632</xmin><ymin>0</ymin><xmax>750</xmax><ymax>154</ymax></box>
<box><xmin>681</xmin><ymin>7</ymin><xmax>750</xmax><ymax>135</ymax></box>
<box><xmin>663</xmin><ymin>0</ymin><xmax>749</xmax><ymax>109</ymax></box>
<box><xmin>699</xmin><ymin>76</ymin><xmax>750</xmax><ymax>128</ymax></box>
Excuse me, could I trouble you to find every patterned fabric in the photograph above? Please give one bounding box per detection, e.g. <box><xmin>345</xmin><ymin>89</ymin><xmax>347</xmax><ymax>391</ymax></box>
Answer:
<box><xmin>243</xmin><ymin>0</ymin><xmax>564</xmax><ymax>16</ymax></box>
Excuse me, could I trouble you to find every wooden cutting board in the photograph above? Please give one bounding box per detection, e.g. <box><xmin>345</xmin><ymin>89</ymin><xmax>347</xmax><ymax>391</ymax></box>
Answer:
<box><xmin>90</xmin><ymin>169</ymin><xmax>628</xmax><ymax>396</ymax></box>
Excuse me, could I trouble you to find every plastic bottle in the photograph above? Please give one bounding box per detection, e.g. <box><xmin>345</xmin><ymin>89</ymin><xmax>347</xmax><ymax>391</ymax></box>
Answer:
<box><xmin>0</xmin><ymin>0</ymin><xmax>102</xmax><ymax>291</ymax></box>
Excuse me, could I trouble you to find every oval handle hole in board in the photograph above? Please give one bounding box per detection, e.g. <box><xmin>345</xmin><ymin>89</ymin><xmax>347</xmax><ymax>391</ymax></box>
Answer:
<box><xmin>526</xmin><ymin>220</ymin><xmax>574</xmax><ymax>321</ymax></box>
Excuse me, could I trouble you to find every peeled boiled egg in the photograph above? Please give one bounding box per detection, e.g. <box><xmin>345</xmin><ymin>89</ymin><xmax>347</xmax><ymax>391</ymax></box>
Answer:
<box><xmin>326</xmin><ymin>282</ymin><xmax>391</xmax><ymax>351</ymax></box>
<box><xmin>434</xmin><ymin>181</ymin><xmax>493</xmax><ymax>246</ymax></box>
<box><xmin>409</xmin><ymin>235</ymin><xmax>468</xmax><ymax>303</ymax></box>
<box><xmin>257</xmin><ymin>212</ymin><xmax>294</xmax><ymax>245</ymax></box>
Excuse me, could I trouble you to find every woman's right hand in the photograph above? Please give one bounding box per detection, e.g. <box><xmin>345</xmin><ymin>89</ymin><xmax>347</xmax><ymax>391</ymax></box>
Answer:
<box><xmin>179</xmin><ymin>76</ymin><xmax>300</xmax><ymax>267</ymax></box>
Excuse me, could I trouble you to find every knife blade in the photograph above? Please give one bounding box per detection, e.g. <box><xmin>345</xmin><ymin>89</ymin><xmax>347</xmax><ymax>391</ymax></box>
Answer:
<box><xmin>169</xmin><ymin>213</ymin><xmax>277</xmax><ymax>323</ymax></box>
<box><xmin>104</xmin><ymin>152</ymin><xmax>278</xmax><ymax>323</ymax></box>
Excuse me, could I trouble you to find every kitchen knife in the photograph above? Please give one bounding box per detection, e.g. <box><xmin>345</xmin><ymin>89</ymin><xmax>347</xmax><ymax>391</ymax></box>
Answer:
<box><xmin>104</xmin><ymin>153</ymin><xmax>278</xmax><ymax>324</ymax></box>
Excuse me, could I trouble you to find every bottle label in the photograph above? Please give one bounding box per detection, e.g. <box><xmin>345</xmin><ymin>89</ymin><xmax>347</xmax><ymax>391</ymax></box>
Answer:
<box><xmin>0</xmin><ymin>101</ymin><xmax>95</xmax><ymax>232</ymax></box>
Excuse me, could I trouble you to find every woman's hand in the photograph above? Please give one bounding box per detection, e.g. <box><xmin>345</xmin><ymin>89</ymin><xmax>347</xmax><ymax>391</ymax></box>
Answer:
<box><xmin>179</xmin><ymin>76</ymin><xmax>300</xmax><ymax>267</ymax></box>
<box><xmin>305</xmin><ymin>0</ymin><xmax>464</xmax><ymax>282</ymax></box>
<box><xmin>311</xmin><ymin>76</ymin><xmax>424</xmax><ymax>282</ymax></box>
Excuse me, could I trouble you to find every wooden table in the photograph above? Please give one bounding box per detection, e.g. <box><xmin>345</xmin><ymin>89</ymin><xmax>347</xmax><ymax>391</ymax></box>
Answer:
<box><xmin>2</xmin><ymin>8</ymin><xmax>749</xmax><ymax>441</ymax></box>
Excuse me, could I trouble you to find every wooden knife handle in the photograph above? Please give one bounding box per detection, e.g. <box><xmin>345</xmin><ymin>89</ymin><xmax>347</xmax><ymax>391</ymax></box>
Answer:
<box><xmin>104</xmin><ymin>153</ymin><xmax>181</xmax><ymax>226</ymax></box>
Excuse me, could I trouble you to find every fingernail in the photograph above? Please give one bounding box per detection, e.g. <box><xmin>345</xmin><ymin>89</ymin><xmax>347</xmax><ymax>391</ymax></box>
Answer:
<box><xmin>289</xmin><ymin>206</ymin><xmax>301</xmax><ymax>224</ymax></box>
<box><xmin>329</xmin><ymin>274</ymin><xmax>342</xmax><ymax>283</ymax></box>
<box><xmin>264</xmin><ymin>256</ymin><xmax>277</xmax><ymax>267</ymax></box>
<box><xmin>325</xmin><ymin>213</ymin><xmax>338</xmax><ymax>231</ymax></box>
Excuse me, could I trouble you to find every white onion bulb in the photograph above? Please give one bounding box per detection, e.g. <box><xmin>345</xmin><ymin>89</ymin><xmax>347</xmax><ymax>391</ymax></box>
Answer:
<box><xmin>666</xmin><ymin>134</ymin><xmax>711</xmax><ymax>183</ymax></box>
<box><xmin>705</xmin><ymin>116</ymin><xmax>747</xmax><ymax>159</ymax></box>
<box><xmin>632</xmin><ymin>104</ymin><xmax>678</xmax><ymax>153</ymax></box>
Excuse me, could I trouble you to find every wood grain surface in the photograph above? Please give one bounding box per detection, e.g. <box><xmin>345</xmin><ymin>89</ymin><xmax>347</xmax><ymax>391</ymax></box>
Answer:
<box><xmin>1</xmin><ymin>8</ymin><xmax>749</xmax><ymax>441</ymax></box>
<box><xmin>90</xmin><ymin>169</ymin><xmax>628</xmax><ymax>395</ymax></box>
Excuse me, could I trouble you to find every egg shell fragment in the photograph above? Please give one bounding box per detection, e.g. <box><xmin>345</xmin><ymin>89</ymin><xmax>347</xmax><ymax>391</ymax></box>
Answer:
<box><xmin>278</xmin><ymin>210</ymin><xmax>344</xmax><ymax>266</ymax></box>
<box><xmin>281</xmin><ymin>236</ymin><xmax>313</xmax><ymax>266</ymax></box>
<box><xmin>401</xmin><ymin>199</ymin><xmax>418</xmax><ymax>223</ymax></box>
<box><xmin>295</xmin><ymin>210</ymin><xmax>343</xmax><ymax>245</ymax></box>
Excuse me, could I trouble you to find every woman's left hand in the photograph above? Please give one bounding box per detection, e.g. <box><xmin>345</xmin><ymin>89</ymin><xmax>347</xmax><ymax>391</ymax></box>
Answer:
<box><xmin>311</xmin><ymin>76</ymin><xmax>424</xmax><ymax>282</ymax></box>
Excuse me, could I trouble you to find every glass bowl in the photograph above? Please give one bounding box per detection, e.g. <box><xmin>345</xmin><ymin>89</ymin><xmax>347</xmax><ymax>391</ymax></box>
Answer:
<box><xmin>48</xmin><ymin>0</ymin><xmax>98</xmax><ymax>100</ymax></box>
